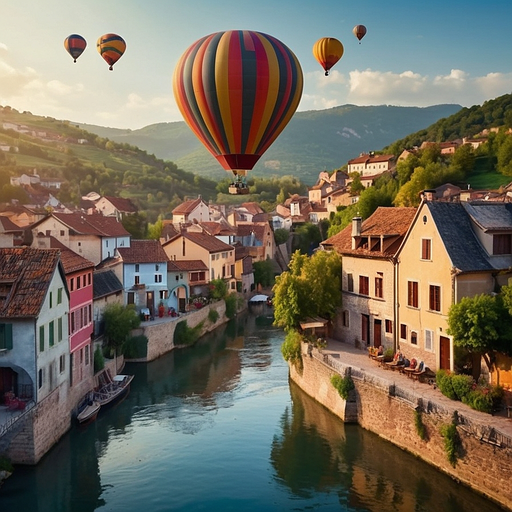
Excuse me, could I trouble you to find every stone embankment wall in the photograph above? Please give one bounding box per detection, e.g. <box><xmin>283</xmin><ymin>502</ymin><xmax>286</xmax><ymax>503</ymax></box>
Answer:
<box><xmin>130</xmin><ymin>300</ymin><xmax>227</xmax><ymax>363</ymax></box>
<box><xmin>290</xmin><ymin>346</ymin><xmax>512</xmax><ymax>511</ymax></box>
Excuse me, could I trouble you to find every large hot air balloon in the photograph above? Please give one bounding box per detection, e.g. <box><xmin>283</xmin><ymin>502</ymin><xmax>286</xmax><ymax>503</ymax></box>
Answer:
<box><xmin>173</xmin><ymin>30</ymin><xmax>303</xmax><ymax>194</ymax></box>
<box><xmin>312</xmin><ymin>37</ymin><xmax>344</xmax><ymax>76</ymax></box>
<box><xmin>353</xmin><ymin>25</ymin><xmax>367</xmax><ymax>43</ymax></box>
<box><xmin>64</xmin><ymin>34</ymin><xmax>87</xmax><ymax>63</ymax></box>
<box><xmin>97</xmin><ymin>33</ymin><xmax>126</xmax><ymax>70</ymax></box>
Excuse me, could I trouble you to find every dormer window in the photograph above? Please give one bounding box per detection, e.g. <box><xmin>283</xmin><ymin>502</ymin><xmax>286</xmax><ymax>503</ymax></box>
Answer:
<box><xmin>493</xmin><ymin>234</ymin><xmax>512</xmax><ymax>255</ymax></box>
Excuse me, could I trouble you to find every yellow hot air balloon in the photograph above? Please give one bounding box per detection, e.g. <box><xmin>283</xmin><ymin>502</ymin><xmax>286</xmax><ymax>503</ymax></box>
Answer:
<box><xmin>312</xmin><ymin>37</ymin><xmax>344</xmax><ymax>76</ymax></box>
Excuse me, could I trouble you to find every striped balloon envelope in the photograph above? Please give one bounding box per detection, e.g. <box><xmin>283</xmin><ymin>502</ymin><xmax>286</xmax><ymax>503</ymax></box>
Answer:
<box><xmin>312</xmin><ymin>37</ymin><xmax>344</xmax><ymax>76</ymax></box>
<box><xmin>173</xmin><ymin>30</ymin><xmax>303</xmax><ymax>175</ymax></box>
<box><xmin>64</xmin><ymin>34</ymin><xmax>87</xmax><ymax>63</ymax></box>
<box><xmin>97</xmin><ymin>33</ymin><xmax>126</xmax><ymax>70</ymax></box>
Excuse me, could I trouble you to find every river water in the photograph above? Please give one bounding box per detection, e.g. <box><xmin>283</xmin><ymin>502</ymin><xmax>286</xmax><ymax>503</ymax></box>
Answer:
<box><xmin>0</xmin><ymin>311</ymin><xmax>505</xmax><ymax>511</ymax></box>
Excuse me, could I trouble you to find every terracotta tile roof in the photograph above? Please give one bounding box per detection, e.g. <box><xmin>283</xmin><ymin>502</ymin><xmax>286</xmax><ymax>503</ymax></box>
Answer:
<box><xmin>199</xmin><ymin>221</ymin><xmax>237</xmax><ymax>236</ymax></box>
<box><xmin>0</xmin><ymin>247</ymin><xmax>63</xmax><ymax>318</ymax></box>
<box><xmin>167</xmin><ymin>259</ymin><xmax>208</xmax><ymax>272</ymax></box>
<box><xmin>49</xmin><ymin>237</ymin><xmax>94</xmax><ymax>274</ymax></box>
<box><xmin>236</xmin><ymin>223</ymin><xmax>267</xmax><ymax>241</ymax></box>
<box><xmin>323</xmin><ymin>207</ymin><xmax>416</xmax><ymax>257</ymax></box>
<box><xmin>241</xmin><ymin>202</ymin><xmax>265</xmax><ymax>215</ymax></box>
<box><xmin>0</xmin><ymin>216</ymin><xmax>23</xmax><ymax>232</ymax></box>
<box><xmin>102</xmin><ymin>196</ymin><xmax>138</xmax><ymax>213</ymax></box>
<box><xmin>348</xmin><ymin>153</ymin><xmax>395</xmax><ymax>165</ymax></box>
<box><xmin>172</xmin><ymin>197</ymin><xmax>203</xmax><ymax>215</ymax></box>
<box><xmin>117</xmin><ymin>239</ymin><xmax>169</xmax><ymax>263</ymax></box>
<box><xmin>183</xmin><ymin>231</ymin><xmax>234</xmax><ymax>253</ymax></box>
<box><xmin>48</xmin><ymin>213</ymin><xmax>130</xmax><ymax>237</ymax></box>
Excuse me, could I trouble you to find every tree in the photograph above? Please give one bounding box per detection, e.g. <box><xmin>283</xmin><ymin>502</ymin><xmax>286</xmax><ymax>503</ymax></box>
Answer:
<box><xmin>292</xmin><ymin>223</ymin><xmax>322</xmax><ymax>255</ymax></box>
<box><xmin>103</xmin><ymin>304</ymin><xmax>141</xmax><ymax>358</ymax></box>
<box><xmin>273</xmin><ymin>250</ymin><xmax>341</xmax><ymax>331</ymax></box>
<box><xmin>274</xmin><ymin>228</ymin><xmax>289</xmax><ymax>245</ymax></box>
<box><xmin>253</xmin><ymin>259</ymin><xmax>275</xmax><ymax>288</ymax></box>
<box><xmin>447</xmin><ymin>293</ymin><xmax>512</xmax><ymax>378</ymax></box>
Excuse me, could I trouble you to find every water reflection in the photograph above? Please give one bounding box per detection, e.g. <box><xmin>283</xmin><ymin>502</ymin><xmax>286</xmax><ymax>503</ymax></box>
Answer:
<box><xmin>272</xmin><ymin>380</ymin><xmax>504</xmax><ymax>512</ymax></box>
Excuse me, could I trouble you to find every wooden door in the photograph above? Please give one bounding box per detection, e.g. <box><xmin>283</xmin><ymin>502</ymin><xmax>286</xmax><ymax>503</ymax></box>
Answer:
<box><xmin>440</xmin><ymin>336</ymin><xmax>451</xmax><ymax>370</ymax></box>
<box><xmin>373</xmin><ymin>319</ymin><xmax>382</xmax><ymax>348</ymax></box>
<box><xmin>361</xmin><ymin>314</ymin><xmax>369</xmax><ymax>345</ymax></box>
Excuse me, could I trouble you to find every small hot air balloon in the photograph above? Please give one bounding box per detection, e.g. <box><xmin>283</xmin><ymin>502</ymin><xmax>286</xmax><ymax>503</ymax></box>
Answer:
<box><xmin>312</xmin><ymin>37</ymin><xmax>344</xmax><ymax>76</ymax></box>
<box><xmin>173</xmin><ymin>30</ymin><xmax>303</xmax><ymax>194</ymax></box>
<box><xmin>64</xmin><ymin>34</ymin><xmax>87</xmax><ymax>63</ymax></box>
<box><xmin>97</xmin><ymin>33</ymin><xmax>126</xmax><ymax>70</ymax></box>
<box><xmin>353</xmin><ymin>25</ymin><xmax>367</xmax><ymax>43</ymax></box>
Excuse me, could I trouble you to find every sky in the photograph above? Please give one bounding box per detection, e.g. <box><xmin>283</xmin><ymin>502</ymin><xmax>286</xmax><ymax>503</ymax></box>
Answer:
<box><xmin>1</xmin><ymin>0</ymin><xmax>512</xmax><ymax>130</ymax></box>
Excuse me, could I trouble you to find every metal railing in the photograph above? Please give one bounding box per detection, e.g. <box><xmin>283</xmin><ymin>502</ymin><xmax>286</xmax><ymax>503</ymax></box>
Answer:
<box><xmin>0</xmin><ymin>400</ymin><xmax>35</xmax><ymax>438</ymax></box>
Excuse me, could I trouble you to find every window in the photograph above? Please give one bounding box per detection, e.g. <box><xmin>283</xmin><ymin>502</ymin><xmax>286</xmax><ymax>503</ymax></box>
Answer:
<box><xmin>347</xmin><ymin>273</ymin><xmax>354</xmax><ymax>292</ymax></box>
<box><xmin>135</xmin><ymin>264</ymin><xmax>140</xmax><ymax>272</ymax></box>
<box><xmin>407</xmin><ymin>281</ymin><xmax>419</xmax><ymax>308</ymax></box>
<box><xmin>49</xmin><ymin>291</ymin><xmax>53</xmax><ymax>308</ymax></box>
<box><xmin>70</xmin><ymin>312</ymin><xmax>75</xmax><ymax>334</ymax></box>
<box><xmin>425</xmin><ymin>329</ymin><xmax>433</xmax><ymax>351</ymax></box>
<box><xmin>70</xmin><ymin>278</ymin><xmax>74</xmax><ymax>291</ymax></box>
<box><xmin>343</xmin><ymin>310</ymin><xmax>349</xmax><ymax>327</ymax></box>
<box><xmin>421</xmin><ymin>239</ymin><xmax>432</xmax><ymax>260</ymax></box>
<box><xmin>429</xmin><ymin>285</ymin><xmax>441</xmax><ymax>312</ymax></box>
<box><xmin>0</xmin><ymin>323</ymin><xmax>13</xmax><ymax>350</ymax></box>
<box><xmin>49</xmin><ymin>321</ymin><xmax>55</xmax><ymax>347</ymax></box>
<box><xmin>57</xmin><ymin>287</ymin><xmax>62</xmax><ymax>304</ymax></box>
<box><xmin>60</xmin><ymin>230</ymin><xmax>65</xmax><ymax>236</ymax></box>
<box><xmin>375</xmin><ymin>276</ymin><xmax>383</xmax><ymax>298</ymax></box>
<box><xmin>59</xmin><ymin>354</ymin><xmax>65</xmax><ymax>374</ymax></box>
<box><xmin>85</xmin><ymin>345</ymin><xmax>90</xmax><ymax>366</ymax></box>
<box><xmin>76</xmin><ymin>275</ymin><xmax>81</xmax><ymax>289</ymax></box>
<box><xmin>359</xmin><ymin>275</ymin><xmax>369</xmax><ymax>295</ymax></box>
<box><xmin>159</xmin><ymin>290</ymin><xmax>167</xmax><ymax>300</ymax></box>
<box><xmin>411</xmin><ymin>331</ymin><xmax>418</xmax><ymax>345</ymax></box>
<box><xmin>39</xmin><ymin>325</ymin><xmax>45</xmax><ymax>352</ymax></box>
<box><xmin>127</xmin><ymin>292</ymin><xmax>135</xmax><ymax>305</ymax></box>
<box><xmin>493</xmin><ymin>234</ymin><xmax>512</xmax><ymax>255</ymax></box>
<box><xmin>88</xmin><ymin>273</ymin><xmax>91</xmax><ymax>286</ymax></box>
<box><xmin>135</xmin><ymin>275</ymin><xmax>140</xmax><ymax>285</ymax></box>
<box><xmin>385</xmin><ymin>319</ymin><xmax>393</xmax><ymax>334</ymax></box>
<box><xmin>155</xmin><ymin>274</ymin><xmax>163</xmax><ymax>283</ymax></box>
<box><xmin>155</xmin><ymin>264</ymin><xmax>160</xmax><ymax>271</ymax></box>
<box><xmin>400</xmin><ymin>324</ymin><xmax>407</xmax><ymax>340</ymax></box>
<box><xmin>58</xmin><ymin>317</ymin><xmax>63</xmax><ymax>342</ymax></box>
<box><xmin>38</xmin><ymin>368</ymin><xmax>43</xmax><ymax>389</ymax></box>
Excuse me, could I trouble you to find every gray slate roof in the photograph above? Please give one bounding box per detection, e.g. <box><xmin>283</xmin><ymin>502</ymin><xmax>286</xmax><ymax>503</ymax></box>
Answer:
<box><xmin>426</xmin><ymin>202</ymin><xmax>492</xmax><ymax>272</ymax></box>
<box><xmin>462</xmin><ymin>202</ymin><xmax>512</xmax><ymax>232</ymax></box>
<box><xmin>93</xmin><ymin>270</ymin><xmax>123</xmax><ymax>299</ymax></box>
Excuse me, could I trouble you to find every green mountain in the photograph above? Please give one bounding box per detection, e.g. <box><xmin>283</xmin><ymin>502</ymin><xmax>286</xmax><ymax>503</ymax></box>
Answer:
<box><xmin>79</xmin><ymin>103</ymin><xmax>462</xmax><ymax>185</ymax></box>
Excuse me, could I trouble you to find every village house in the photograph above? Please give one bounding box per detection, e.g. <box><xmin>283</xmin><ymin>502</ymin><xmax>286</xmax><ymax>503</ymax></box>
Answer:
<box><xmin>0</xmin><ymin>247</ymin><xmax>73</xmax><ymax>463</ymax></box>
<box><xmin>347</xmin><ymin>152</ymin><xmax>396</xmax><ymax>179</ymax></box>
<box><xmin>93</xmin><ymin>196</ymin><xmax>138</xmax><ymax>221</ymax></box>
<box><xmin>162</xmin><ymin>231</ymin><xmax>236</xmax><ymax>292</ymax></box>
<box><xmin>234</xmin><ymin>222</ymin><xmax>275</xmax><ymax>262</ymax></box>
<box><xmin>167</xmin><ymin>259</ymin><xmax>209</xmax><ymax>312</ymax></box>
<box><xmin>0</xmin><ymin>216</ymin><xmax>26</xmax><ymax>247</ymax></box>
<box><xmin>31</xmin><ymin>212</ymin><xmax>131</xmax><ymax>265</ymax></box>
<box><xmin>171</xmin><ymin>196</ymin><xmax>210</xmax><ymax>225</ymax></box>
<box><xmin>234</xmin><ymin>246</ymin><xmax>254</xmax><ymax>295</ymax></box>
<box><xmin>396</xmin><ymin>199</ymin><xmax>512</xmax><ymax>373</ymax></box>
<box><xmin>116</xmin><ymin>240</ymin><xmax>170</xmax><ymax>317</ymax></box>
<box><xmin>322</xmin><ymin>207</ymin><xmax>417</xmax><ymax>351</ymax></box>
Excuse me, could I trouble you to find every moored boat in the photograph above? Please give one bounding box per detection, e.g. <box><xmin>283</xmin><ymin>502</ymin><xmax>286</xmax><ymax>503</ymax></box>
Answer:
<box><xmin>76</xmin><ymin>400</ymin><xmax>101</xmax><ymax>426</ymax></box>
<box><xmin>93</xmin><ymin>370</ymin><xmax>134</xmax><ymax>408</ymax></box>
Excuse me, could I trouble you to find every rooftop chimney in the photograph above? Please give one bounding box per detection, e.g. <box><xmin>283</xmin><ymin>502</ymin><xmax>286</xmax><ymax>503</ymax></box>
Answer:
<box><xmin>351</xmin><ymin>216</ymin><xmax>362</xmax><ymax>249</ymax></box>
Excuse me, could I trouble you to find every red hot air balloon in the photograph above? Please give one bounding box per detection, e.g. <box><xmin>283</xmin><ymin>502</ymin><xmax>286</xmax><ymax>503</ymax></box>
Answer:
<box><xmin>353</xmin><ymin>25</ymin><xmax>367</xmax><ymax>43</ymax></box>
<box><xmin>64</xmin><ymin>34</ymin><xmax>87</xmax><ymax>63</ymax></box>
<box><xmin>173</xmin><ymin>30</ymin><xmax>303</xmax><ymax>194</ymax></box>
<box><xmin>97</xmin><ymin>33</ymin><xmax>126</xmax><ymax>70</ymax></box>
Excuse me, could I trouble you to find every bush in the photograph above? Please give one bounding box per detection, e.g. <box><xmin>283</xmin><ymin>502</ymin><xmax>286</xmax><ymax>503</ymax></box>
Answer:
<box><xmin>281</xmin><ymin>330</ymin><xmax>302</xmax><ymax>367</ymax></box>
<box><xmin>462</xmin><ymin>384</ymin><xmax>504</xmax><ymax>414</ymax></box>
<box><xmin>123</xmin><ymin>335</ymin><xmax>148</xmax><ymax>359</ymax></box>
<box><xmin>225</xmin><ymin>293</ymin><xmax>237</xmax><ymax>319</ymax></box>
<box><xmin>208</xmin><ymin>308</ymin><xmax>219</xmax><ymax>324</ymax></box>
<box><xmin>436</xmin><ymin>370</ymin><xmax>458</xmax><ymax>400</ymax></box>
<box><xmin>440</xmin><ymin>413</ymin><xmax>460</xmax><ymax>466</ymax></box>
<box><xmin>451</xmin><ymin>374</ymin><xmax>474</xmax><ymax>401</ymax></box>
<box><xmin>331</xmin><ymin>374</ymin><xmax>355</xmax><ymax>400</ymax></box>
<box><xmin>174</xmin><ymin>320</ymin><xmax>203</xmax><ymax>346</ymax></box>
<box><xmin>94</xmin><ymin>345</ymin><xmax>105</xmax><ymax>373</ymax></box>
<box><xmin>414</xmin><ymin>409</ymin><xmax>426</xmax><ymax>440</ymax></box>
<box><xmin>209</xmin><ymin>279</ymin><xmax>228</xmax><ymax>300</ymax></box>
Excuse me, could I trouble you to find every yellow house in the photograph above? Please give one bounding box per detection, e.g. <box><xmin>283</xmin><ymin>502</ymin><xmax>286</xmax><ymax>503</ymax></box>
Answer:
<box><xmin>162</xmin><ymin>231</ymin><xmax>236</xmax><ymax>292</ymax></box>
<box><xmin>396</xmin><ymin>199</ymin><xmax>512</xmax><ymax>372</ymax></box>
<box><xmin>322</xmin><ymin>207</ymin><xmax>416</xmax><ymax>351</ymax></box>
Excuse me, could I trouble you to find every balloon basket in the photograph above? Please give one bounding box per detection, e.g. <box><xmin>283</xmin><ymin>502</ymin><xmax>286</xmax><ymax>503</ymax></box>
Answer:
<box><xmin>229</xmin><ymin>185</ymin><xmax>250</xmax><ymax>195</ymax></box>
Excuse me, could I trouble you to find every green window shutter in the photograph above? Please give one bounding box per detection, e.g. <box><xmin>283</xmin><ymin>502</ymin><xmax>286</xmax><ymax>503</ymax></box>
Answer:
<box><xmin>49</xmin><ymin>321</ymin><xmax>55</xmax><ymax>347</ymax></box>
<box><xmin>0</xmin><ymin>324</ymin><xmax>12</xmax><ymax>350</ymax></box>
<box><xmin>57</xmin><ymin>288</ymin><xmax>62</xmax><ymax>304</ymax></box>
<box><xmin>58</xmin><ymin>317</ymin><xmax>63</xmax><ymax>342</ymax></box>
<box><xmin>40</xmin><ymin>325</ymin><xmax>45</xmax><ymax>352</ymax></box>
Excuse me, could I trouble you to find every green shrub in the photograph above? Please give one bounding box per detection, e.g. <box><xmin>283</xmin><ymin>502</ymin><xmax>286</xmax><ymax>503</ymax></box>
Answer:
<box><xmin>414</xmin><ymin>409</ymin><xmax>426</xmax><ymax>440</ymax></box>
<box><xmin>440</xmin><ymin>413</ymin><xmax>460</xmax><ymax>466</ymax></box>
<box><xmin>174</xmin><ymin>320</ymin><xmax>203</xmax><ymax>346</ymax></box>
<box><xmin>94</xmin><ymin>345</ymin><xmax>105</xmax><ymax>373</ymax></box>
<box><xmin>123</xmin><ymin>335</ymin><xmax>148</xmax><ymax>359</ymax></box>
<box><xmin>331</xmin><ymin>374</ymin><xmax>355</xmax><ymax>400</ymax></box>
<box><xmin>209</xmin><ymin>278</ymin><xmax>228</xmax><ymax>300</ymax></box>
<box><xmin>451</xmin><ymin>374</ymin><xmax>474</xmax><ymax>401</ymax></box>
<box><xmin>462</xmin><ymin>385</ymin><xmax>503</xmax><ymax>414</ymax></box>
<box><xmin>281</xmin><ymin>330</ymin><xmax>302</xmax><ymax>367</ymax></box>
<box><xmin>436</xmin><ymin>370</ymin><xmax>458</xmax><ymax>400</ymax></box>
<box><xmin>208</xmin><ymin>308</ymin><xmax>219</xmax><ymax>324</ymax></box>
<box><xmin>225</xmin><ymin>293</ymin><xmax>237</xmax><ymax>319</ymax></box>
<box><xmin>0</xmin><ymin>456</ymin><xmax>13</xmax><ymax>473</ymax></box>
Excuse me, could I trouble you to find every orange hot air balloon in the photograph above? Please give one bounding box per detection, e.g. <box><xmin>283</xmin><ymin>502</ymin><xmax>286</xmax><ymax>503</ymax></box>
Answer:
<box><xmin>173</xmin><ymin>30</ymin><xmax>303</xmax><ymax>194</ymax></box>
<box><xmin>97</xmin><ymin>33</ymin><xmax>126</xmax><ymax>70</ymax></box>
<box><xmin>64</xmin><ymin>34</ymin><xmax>87</xmax><ymax>63</ymax></box>
<box><xmin>312</xmin><ymin>37</ymin><xmax>344</xmax><ymax>76</ymax></box>
<box><xmin>353</xmin><ymin>25</ymin><xmax>367</xmax><ymax>43</ymax></box>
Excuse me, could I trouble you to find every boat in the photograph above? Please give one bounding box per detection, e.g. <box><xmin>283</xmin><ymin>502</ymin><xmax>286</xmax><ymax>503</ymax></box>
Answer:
<box><xmin>93</xmin><ymin>370</ymin><xmax>134</xmax><ymax>408</ymax></box>
<box><xmin>76</xmin><ymin>400</ymin><xmax>101</xmax><ymax>426</ymax></box>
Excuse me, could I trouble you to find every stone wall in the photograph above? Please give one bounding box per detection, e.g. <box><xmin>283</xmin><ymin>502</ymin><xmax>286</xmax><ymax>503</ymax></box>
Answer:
<box><xmin>290</xmin><ymin>347</ymin><xmax>512</xmax><ymax>511</ymax></box>
<box><xmin>132</xmin><ymin>300</ymin><xmax>227</xmax><ymax>362</ymax></box>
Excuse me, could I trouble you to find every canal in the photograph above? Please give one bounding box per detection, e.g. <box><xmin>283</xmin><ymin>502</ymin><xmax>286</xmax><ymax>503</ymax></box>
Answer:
<box><xmin>0</xmin><ymin>311</ymin><xmax>505</xmax><ymax>511</ymax></box>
